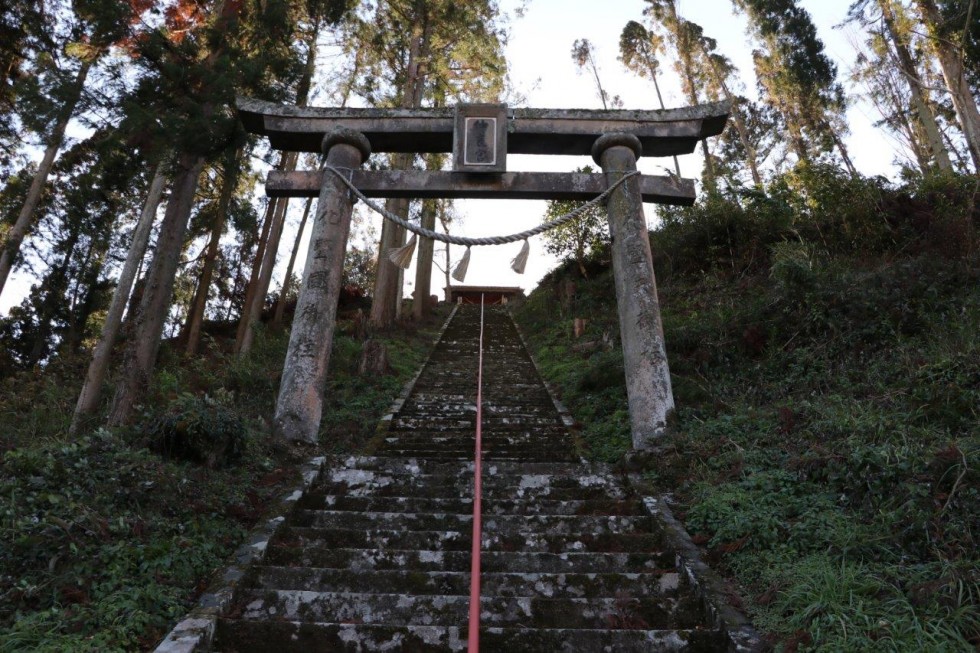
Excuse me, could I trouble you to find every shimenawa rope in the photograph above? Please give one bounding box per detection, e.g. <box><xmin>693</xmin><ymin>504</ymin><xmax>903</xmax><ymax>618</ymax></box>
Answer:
<box><xmin>323</xmin><ymin>164</ymin><xmax>640</xmax><ymax>247</ymax></box>
<box><xmin>322</xmin><ymin>164</ymin><xmax>639</xmax><ymax>280</ymax></box>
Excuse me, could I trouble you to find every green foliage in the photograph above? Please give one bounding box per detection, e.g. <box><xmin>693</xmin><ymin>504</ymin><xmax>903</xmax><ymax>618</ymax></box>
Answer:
<box><xmin>516</xmin><ymin>169</ymin><xmax>980</xmax><ymax>650</ymax></box>
<box><xmin>541</xmin><ymin>166</ymin><xmax>610</xmax><ymax>277</ymax></box>
<box><xmin>732</xmin><ymin>0</ymin><xmax>850</xmax><ymax>162</ymax></box>
<box><xmin>145</xmin><ymin>391</ymin><xmax>250</xmax><ymax>469</ymax></box>
<box><xmin>0</xmin><ymin>305</ymin><xmax>442</xmax><ymax>649</ymax></box>
<box><xmin>344</xmin><ymin>0</ymin><xmax>507</xmax><ymax>107</ymax></box>
<box><xmin>653</xmin><ymin>165</ymin><xmax>977</xmax><ymax>280</ymax></box>
<box><xmin>0</xmin><ymin>429</ymin><xmax>262</xmax><ymax>652</ymax></box>
<box><xmin>343</xmin><ymin>246</ymin><xmax>376</xmax><ymax>297</ymax></box>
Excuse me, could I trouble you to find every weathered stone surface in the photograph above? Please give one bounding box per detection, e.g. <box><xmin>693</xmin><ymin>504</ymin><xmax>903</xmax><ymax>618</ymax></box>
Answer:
<box><xmin>595</xmin><ymin>134</ymin><xmax>676</xmax><ymax>450</ymax></box>
<box><xmin>273</xmin><ymin>129</ymin><xmax>370</xmax><ymax>443</ymax></box>
<box><xmin>266</xmin><ymin>169</ymin><xmax>696</xmax><ymax>205</ymax></box>
<box><xmin>237</xmin><ymin>96</ymin><xmax>730</xmax><ymax>157</ymax></box>
<box><xmin>358</xmin><ymin>339</ymin><xmax>392</xmax><ymax>376</ymax></box>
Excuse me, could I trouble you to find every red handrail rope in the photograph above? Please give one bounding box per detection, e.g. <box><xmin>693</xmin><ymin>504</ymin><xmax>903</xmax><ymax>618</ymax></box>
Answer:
<box><xmin>467</xmin><ymin>296</ymin><xmax>485</xmax><ymax>651</ymax></box>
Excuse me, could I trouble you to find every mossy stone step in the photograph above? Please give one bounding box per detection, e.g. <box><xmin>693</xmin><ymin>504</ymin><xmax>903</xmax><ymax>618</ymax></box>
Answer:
<box><xmin>290</xmin><ymin>509</ymin><xmax>652</xmax><ymax>535</ymax></box>
<box><xmin>248</xmin><ymin>566</ymin><xmax>685</xmax><ymax>600</ymax></box>
<box><xmin>262</xmin><ymin>546</ymin><xmax>674</xmax><ymax>574</ymax></box>
<box><xmin>324</xmin><ymin>455</ymin><xmax>602</xmax><ymax>476</ymax></box>
<box><xmin>276</xmin><ymin>526</ymin><xmax>663</xmax><ymax>554</ymax></box>
<box><xmin>234</xmin><ymin>589</ymin><xmax>694</xmax><ymax>629</ymax></box>
<box><xmin>297</xmin><ymin>494</ymin><xmax>642</xmax><ymax>517</ymax></box>
<box><xmin>321</xmin><ymin>469</ymin><xmax>624</xmax><ymax>491</ymax></box>
<box><xmin>312</xmin><ymin>480</ymin><xmax>627</xmax><ymax>501</ymax></box>
<box><xmin>214</xmin><ymin>620</ymin><xmax>726</xmax><ymax>653</ymax></box>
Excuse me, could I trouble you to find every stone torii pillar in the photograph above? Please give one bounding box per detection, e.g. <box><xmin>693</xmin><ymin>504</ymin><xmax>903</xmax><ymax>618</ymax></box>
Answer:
<box><xmin>238</xmin><ymin>97</ymin><xmax>731</xmax><ymax>447</ymax></box>
<box><xmin>593</xmin><ymin>133</ymin><xmax>674</xmax><ymax>450</ymax></box>
<box><xmin>275</xmin><ymin>128</ymin><xmax>371</xmax><ymax>443</ymax></box>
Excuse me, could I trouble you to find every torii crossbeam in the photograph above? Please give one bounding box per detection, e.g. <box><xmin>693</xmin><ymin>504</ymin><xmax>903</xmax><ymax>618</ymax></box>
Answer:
<box><xmin>237</xmin><ymin>96</ymin><xmax>730</xmax><ymax>449</ymax></box>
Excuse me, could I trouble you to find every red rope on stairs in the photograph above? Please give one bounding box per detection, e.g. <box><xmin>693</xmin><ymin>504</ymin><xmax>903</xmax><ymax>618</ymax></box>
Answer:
<box><xmin>467</xmin><ymin>296</ymin><xmax>485</xmax><ymax>651</ymax></box>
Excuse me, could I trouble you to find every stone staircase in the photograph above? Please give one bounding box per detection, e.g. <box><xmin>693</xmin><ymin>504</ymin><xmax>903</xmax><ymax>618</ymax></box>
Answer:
<box><xmin>207</xmin><ymin>305</ymin><xmax>755</xmax><ymax>652</ymax></box>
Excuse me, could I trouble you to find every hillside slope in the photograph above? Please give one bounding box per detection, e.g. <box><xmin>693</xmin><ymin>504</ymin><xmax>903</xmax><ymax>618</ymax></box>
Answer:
<box><xmin>515</xmin><ymin>170</ymin><xmax>979</xmax><ymax>651</ymax></box>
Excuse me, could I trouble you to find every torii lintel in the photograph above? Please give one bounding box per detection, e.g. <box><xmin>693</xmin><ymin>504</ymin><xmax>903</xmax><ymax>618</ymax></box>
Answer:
<box><xmin>236</xmin><ymin>96</ymin><xmax>731</xmax><ymax>158</ymax></box>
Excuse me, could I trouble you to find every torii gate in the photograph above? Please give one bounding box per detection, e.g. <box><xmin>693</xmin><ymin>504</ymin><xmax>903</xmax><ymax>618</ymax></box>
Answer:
<box><xmin>237</xmin><ymin>97</ymin><xmax>730</xmax><ymax>450</ymax></box>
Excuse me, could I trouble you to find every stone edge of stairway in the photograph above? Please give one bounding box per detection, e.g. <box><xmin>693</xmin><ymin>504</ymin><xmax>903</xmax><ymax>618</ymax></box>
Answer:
<box><xmin>640</xmin><ymin>494</ymin><xmax>766</xmax><ymax>652</ymax></box>
<box><xmin>508</xmin><ymin>306</ymin><xmax>577</xmax><ymax>431</ymax></box>
<box><xmin>152</xmin><ymin>306</ymin><xmax>460</xmax><ymax>653</ymax></box>
<box><xmin>510</xmin><ymin>307</ymin><xmax>766</xmax><ymax>653</ymax></box>
<box><xmin>373</xmin><ymin>305</ymin><xmax>460</xmax><ymax>438</ymax></box>
<box><xmin>152</xmin><ymin>455</ymin><xmax>327</xmax><ymax>653</ymax></box>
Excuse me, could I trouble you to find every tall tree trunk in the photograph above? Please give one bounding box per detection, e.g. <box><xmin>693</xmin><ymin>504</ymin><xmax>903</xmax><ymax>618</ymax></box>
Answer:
<box><xmin>371</xmin><ymin>192</ymin><xmax>409</xmax><ymax>328</ymax></box>
<box><xmin>71</xmin><ymin>162</ymin><xmax>167</xmax><ymax>433</ymax></box>
<box><xmin>701</xmin><ymin>54</ymin><xmax>763</xmax><ymax>185</ymax></box>
<box><xmin>234</xmin><ymin>193</ymin><xmax>278</xmax><ymax>350</ymax></box>
<box><xmin>914</xmin><ymin>0</ymin><xmax>980</xmax><ymax>169</ymax></box>
<box><xmin>828</xmin><ymin>126</ymin><xmax>859</xmax><ymax>175</ymax></box>
<box><xmin>238</xmin><ymin>153</ymin><xmax>296</xmax><ymax>354</ymax></box>
<box><xmin>185</xmin><ymin>151</ymin><xmax>239</xmax><ymax>355</ymax></box>
<box><xmin>883</xmin><ymin>72</ymin><xmax>934</xmax><ymax>170</ymax></box>
<box><xmin>107</xmin><ymin>152</ymin><xmax>205</xmax><ymax>426</ymax></box>
<box><xmin>370</xmin><ymin>21</ymin><xmax>431</xmax><ymax>329</ymax></box>
<box><xmin>122</xmin><ymin>262</ymin><xmax>146</xmax><ymax>334</ymax></box>
<box><xmin>412</xmin><ymin>199</ymin><xmax>436</xmax><ymax>320</ymax></box>
<box><xmin>667</xmin><ymin>2</ymin><xmax>716</xmax><ymax>189</ymax></box>
<box><xmin>371</xmin><ymin>168</ymin><xmax>412</xmax><ymax>328</ymax></box>
<box><xmin>236</xmin><ymin>21</ymin><xmax>319</xmax><ymax>350</ymax></box>
<box><xmin>27</xmin><ymin>227</ymin><xmax>81</xmax><ymax>367</ymax></box>
<box><xmin>645</xmin><ymin>62</ymin><xmax>682</xmax><ymax>176</ymax></box>
<box><xmin>272</xmin><ymin>196</ymin><xmax>313</xmax><ymax>330</ymax></box>
<box><xmin>64</xmin><ymin>243</ymin><xmax>107</xmax><ymax>357</ymax></box>
<box><xmin>0</xmin><ymin>60</ymin><xmax>91</xmax><ymax>298</ymax></box>
<box><xmin>881</xmin><ymin>0</ymin><xmax>954</xmax><ymax>172</ymax></box>
<box><xmin>942</xmin><ymin>122</ymin><xmax>972</xmax><ymax>169</ymax></box>
<box><xmin>440</xmin><ymin>213</ymin><xmax>452</xmax><ymax>301</ymax></box>
<box><xmin>786</xmin><ymin>111</ymin><xmax>811</xmax><ymax>165</ymax></box>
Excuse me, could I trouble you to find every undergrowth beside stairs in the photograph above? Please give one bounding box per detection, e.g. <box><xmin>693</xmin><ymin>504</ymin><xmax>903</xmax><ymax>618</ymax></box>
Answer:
<box><xmin>514</xmin><ymin>168</ymin><xmax>979</xmax><ymax>652</ymax></box>
<box><xmin>0</xmin><ymin>310</ymin><xmax>441</xmax><ymax>652</ymax></box>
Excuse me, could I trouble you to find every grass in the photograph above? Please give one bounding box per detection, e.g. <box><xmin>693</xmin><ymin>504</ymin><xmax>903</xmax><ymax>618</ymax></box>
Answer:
<box><xmin>514</xmin><ymin>170</ymin><xmax>979</xmax><ymax>651</ymax></box>
<box><xmin>0</xmin><ymin>307</ymin><xmax>444</xmax><ymax>651</ymax></box>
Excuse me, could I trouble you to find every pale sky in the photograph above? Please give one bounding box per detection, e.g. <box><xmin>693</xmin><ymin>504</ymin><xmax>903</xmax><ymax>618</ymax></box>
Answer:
<box><xmin>1</xmin><ymin>0</ymin><xmax>900</xmax><ymax>314</ymax></box>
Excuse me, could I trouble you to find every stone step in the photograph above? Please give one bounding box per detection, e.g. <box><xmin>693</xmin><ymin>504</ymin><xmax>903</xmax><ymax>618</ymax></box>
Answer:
<box><xmin>375</xmin><ymin>447</ymin><xmax>579</xmax><ymax>461</ymax></box>
<box><xmin>215</xmin><ymin>621</ymin><xmax>725</xmax><ymax>653</ymax></box>
<box><xmin>248</xmin><ymin>567</ymin><xmax>684</xmax><ymax>599</ymax></box>
<box><xmin>321</xmin><ymin>469</ymin><xmax>625</xmax><ymax>492</ymax></box>
<box><xmin>325</xmin><ymin>456</ymin><xmax>600</xmax><ymax>476</ymax></box>
<box><xmin>400</xmin><ymin>400</ymin><xmax>556</xmax><ymax>410</ymax></box>
<box><xmin>390</xmin><ymin>417</ymin><xmax>563</xmax><ymax>430</ymax></box>
<box><xmin>274</xmin><ymin>526</ymin><xmax>663</xmax><ymax>553</ymax></box>
<box><xmin>382</xmin><ymin>427</ymin><xmax>572</xmax><ymax>438</ymax></box>
<box><xmin>380</xmin><ymin>431</ymin><xmax>568</xmax><ymax>442</ymax></box>
<box><xmin>290</xmin><ymin>509</ymin><xmax>652</xmax><ymax>535</ymax></box>
<box><xmin>318</xmin><ymin>471</ymin><xmax>627</xmax><ymax>497</ymax></box>
<box><xmin>409</xmin><ymin>384</ymin><xmax>549</xmax><ymax>394</ymax></box>
<box><xmin>263</xmin><ymin>546</ymin><xmax>674</xmax><ymax>574</ymax></box>
<box><xmin>393</xmin><ymin>413</ymin><xmax>560</xmax><ymax>423</ymax></box>
<box><xmin>368</xmin><ymin>451</ymin><xmax>566</xmax><ymax>460</ymax></box>
<box><xmin>233</xmin><ymin>589</ymin><xmax>696</xmax><ymax>630</ymax></box>
<box><xmin>298</xmin><ymin>494</ymin><xmax>643</xmax><ymax>517</ymax></box>
<box><xmin>310</xmin><ymin>481</ymin><xmax>627</xmax><ymax>501</ymax></box>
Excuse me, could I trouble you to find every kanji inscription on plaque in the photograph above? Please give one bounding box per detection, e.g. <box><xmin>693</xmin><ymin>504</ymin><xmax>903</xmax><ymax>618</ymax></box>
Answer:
<box><xmin>453</xmin><ymin>103</ymin><xmax>507</xmax><ymax>173</ymax></box>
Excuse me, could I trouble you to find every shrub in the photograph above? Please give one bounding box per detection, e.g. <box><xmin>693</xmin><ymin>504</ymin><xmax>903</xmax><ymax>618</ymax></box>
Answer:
<box><xmin>145</xmin><ymin>391</ymin><xmax>249</xmax><ymax>468</ymax></box>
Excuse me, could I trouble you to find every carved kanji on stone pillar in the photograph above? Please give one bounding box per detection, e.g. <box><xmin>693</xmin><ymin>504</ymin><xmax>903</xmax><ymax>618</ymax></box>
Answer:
<box><xmin>274</xmin><ymin>128</ymin><xmax>371</xmax><ymax>443</ymax></box>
